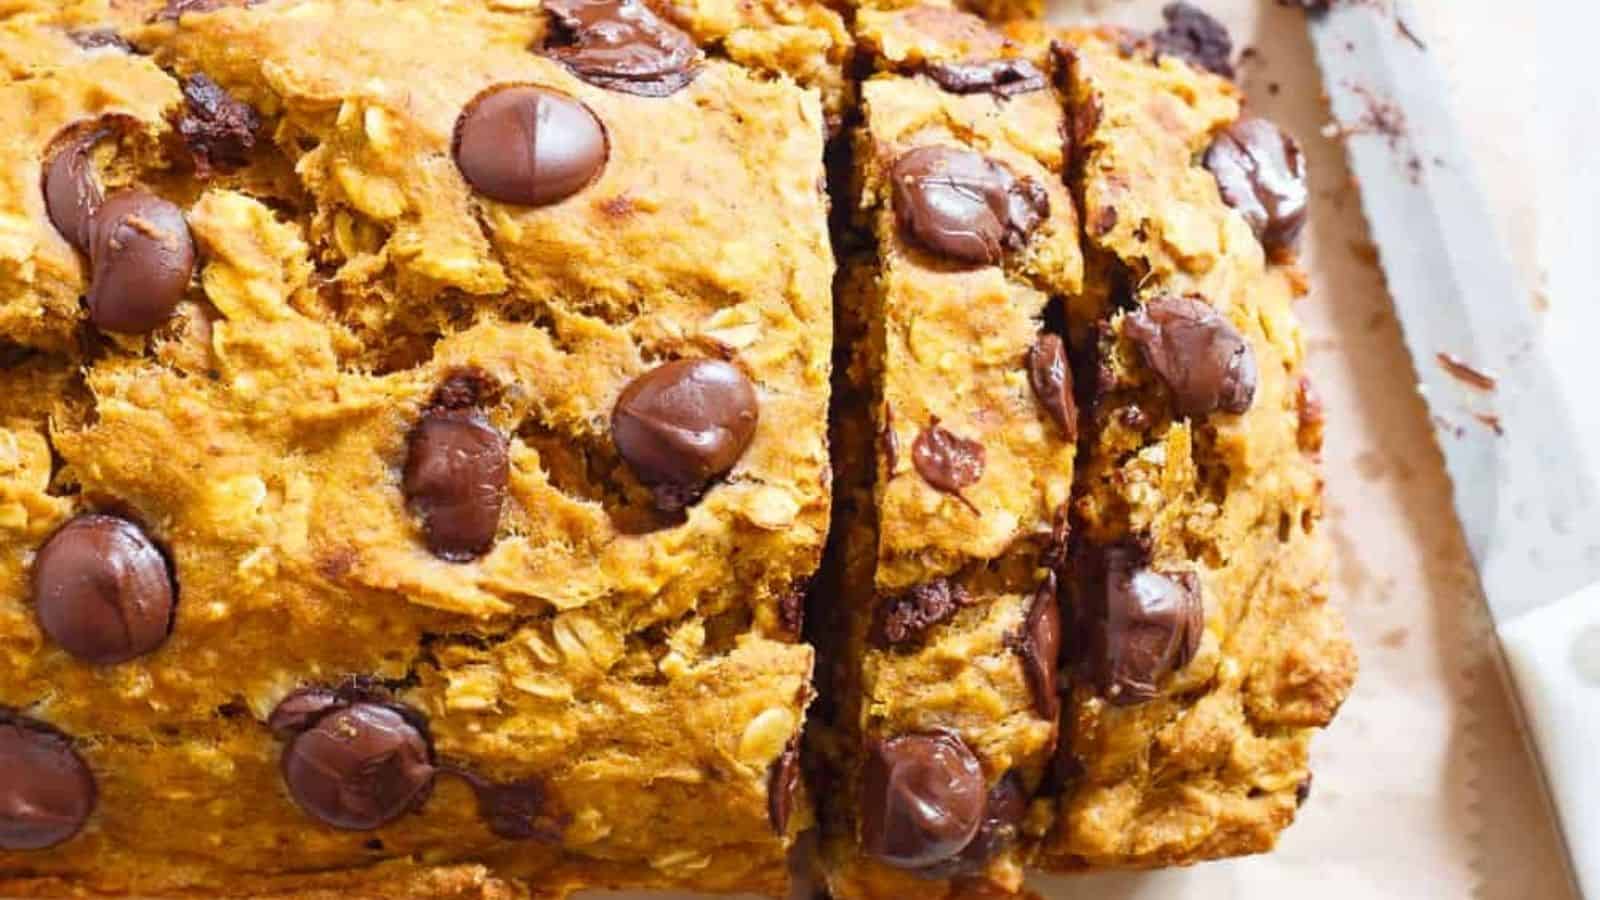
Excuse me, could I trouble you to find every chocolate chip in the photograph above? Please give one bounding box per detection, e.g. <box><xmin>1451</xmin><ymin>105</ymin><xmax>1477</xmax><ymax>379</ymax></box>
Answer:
<box><xmin>911</xmin><ymin>419</ymin><xmax>984</xmax><ymax>509</ymax></box>
<box><xmin>403</xmin><ymin>409</ymin><xmax>509</xmax><ymax>562</ymax></box>
<box><xmin>1080</xmin><ymin>545</ymin><xmax>1204</xmax><ymax>706</ymax></box>
<box><xmin>86</xmin><ymin>191</ymin><xmax>196</xmax><ymax>333</ymax></box>
<box><xmin>1017</xmin><ymin>573</ymin><xmax>1062</xmax><ymax>719</ymax></box>
<box><xmin>177</xmin><ymin>73</ymin><xmax>261</xmax><ymax>176</ymax></box>
<box><xmin>1203</xmin><ymin>117</ymin><xmax>1309</xmax><ymax>258</ymax></box>
<box><xmin>966</xmin><ymin>772</ymin><xmax>1026</xmax><ymax>862</ymax></box>
<box><xmin>543</xmin><ymin>0</ymin><xmax>701</xmax><ymax>97</ymax></box>
<box><xmin>280</xmin><ymin>702</ymin><xmax>435</xmax><ymax>831</ymax></box>
<box><xmin>1105</xmin><ymin>408</ymin><xmax>1140</xmax><ymax>434</ymax></box>
<box><xmin>1027</xmin><ymin>333</ymin><xmax>1078</xmax><ymax>441</ymax></box>
<box><xmin>612</xmin><ymin>359</ymin><xmax>759</xmax><ymax>512</ymax></box>
<box><xmin>472</xmin><ymin>779</ymin><xmax>560</xmax><ymax>841</ymax></box>
<box><xmin>43</xmin><ymin>126</ymin><xmax>106</xmax><ymax>252</ymax></box>
<box><xmin>32</xmin><ymin>514</ymin><xmax>175</xmax><ymax>665</ymax></box>
<box><xmin>1041</xmin><ymin>503</ymin><xmax>1071</xmax><ymax>572</ymax></box>
<box><xmin>1067</xmin><ymin>88</ymin><xmax>1102</xmax><ymax>173</ymax></box>
<box><xmin>874</xmin><ymin>579</ymin><xmax>972</xmax><ymax>647</ymax></box>
<box><xmin>925</xmin><ymin>58</ymin><xmax>1047</xmax><ymax>98</ymax></box>
<box><xmin>1151</xmin><ymin>1</ymin><xmax>1235</xmax><ymax>77</ymax></box>
<box><xmin>767</xmin><ymin>738</ymin><xmax>801</xmax><ymax>834</ymax></box>
<box><xmin>1123</xmin><ymin>295</ymin><xmax>1257</xmax><ymax>418</ymax></box>
<box><xmin>879</xmin><ymin>403</ymin><xmax>899</xmax><ymax>475</ymax></box>
<box><xmin>860</xmin><ymin>732</ymin><xmax>986</xmax><ymax>870</ymax></box>
<box><xmin>453</xmin><ymin>85</ymin><xmax>607</xmax><ymax>206</ymax></box>
<box><xmin>68</xmin><ymin>29</ymin><xmax>134</xmax><ymax>52</ymax></box>
<box><xmin>0</xmin><ymin>716</ymin><xmax>96</xmax><ymax>850</ymax></box>
<box><xmin>430</xmin><ymin>368</ymin><xmax>498</xmax><ymax>411</ymax></box>
<box><xmin>434</xmin><ymin>766</ymin><xmax>563</xmax><ymax>841</ymax></box>
<box><xmin>776</xmin><ymin>587</ymin><xmax>805</xmax><ymax>639</ymax></box>
<box><xmin>1093</xmin><ymin>205</ymin><xmax>1117</xmax><ymax>236</ymax></box>
<box><xmin>890</xmin><ymin>146</ymin><xmax>1048</xmax><ymax>266</ymax></box>
<box><xmin>917</xmin><ymin>771</ymin><xmax>1027</xmax><ymax>877</ymax></box>
<box><xmin>1295</xmin><ymin>773</ymin><xmax>1313</xmax><ymax>806</ymax></box>
<box><xmin>266</xmin><ymin>687</ymin><xmax>343</xmax><ymax>739</ymax></box>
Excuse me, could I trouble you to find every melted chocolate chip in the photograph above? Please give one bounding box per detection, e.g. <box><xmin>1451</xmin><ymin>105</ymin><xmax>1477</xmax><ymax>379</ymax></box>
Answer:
<box><xmin>611</xmin><ymin>359</ymin><xmax>759</xmax><ymax>512</ymax></box>
<box><xmin>917</xmin><ymin>771</ymin><xmax>1027</xmax><ymax>877</ymax></box>
<box><xmin>1027</xmin><ymin>332</ymin><xmax>1078</xmax><ymax>441</ymax></box>
<box><xmin>880</xmin><ymin>404</ymin><xmax>899</xmax><ymax>475</ymax></box>
<box><xmin>453</xmin><ymin>86</ymin><xmax>607</xmax><ymax>206</ymax></box>
<box><xmin>543</xmin><ymin>0</ymin><xmax>701</xmax><ymax>97</ymax></box>
<box><xmin>860</xmin><ymin>732</ymin><xmax>986</xmax><ymax>870</ymax></box>
<box><xmin>1018</xmin><ymin>573</ymin><xmax>1062</xmax><ymax>719</ymax></box>
<box><xmin>86</xmin><ymin>191</ymin><xmax>196</xmax><ymax>333</ymax></box>
<box><xmin>911</xmin><ymin>420</ymin><xmax>984</xmax><ymax>508</ymax></box>
<box><xmin>280</xmin><ymin>702</ymin><xmax>435</xmax><ymax>831</ymax></box>
<box><xmin>1041</xmin><ymin>503</ymin><xmax>1071</xmax><ymax>572</ymax></box>
<box><xmin>874</xmin><ymin>579</ymin><xmax>972</xmax><ymax>647</ymax></box>
<box><xmin>68</xmin><ymin>29</ymin><xmax>134</xmax><ymax>52</ymax></box>
<box><xmin>890</xmin><ymin>146</ymin><xmax>1048</xmax><ymax>266</ymax></box>
<box><xmin>431</xmin><ymin>368</ymin><xmax>498</xmax><ymax>411</ymax></box>
<box><xmin>475</xmin><ymin>779</ymin><xmax>561</xmax><ymax>841</ymax></box>
<box><xmin>1123</xmin><ymin>295</ymin><xmax>1257</xmax><ymax>418</ymax></box>
<box><xmin>403</xmin><ymin>409</ymin><xmax>509</xmax><ymax>562</ymax></box>
<box><xmin>1066</xmin><ymin>85</ymin><xmax>1102</xmax><ymax>173</ymax></box>
<box><xmin>1203</xmin><ymin>117</ymin><xmax>1309</xmax><ymax>258</ymax></box>
<box><xmin>266</xmin><ymin>687</ymin><xmax>343</xmax><ymax>739</ymax></box>
<box><xmin>433</xmin><ymin>766</ymin><xmax>563</xmax><ymax>841</ymax></box>
<box><xmin>1093</xmin><ymin>205</ymin><xmax>1118</xmax><ymax>236</ymax></box>
<box><xmin>32</xmin><ymin>514</ymin><xmax>175</xmax><ymax>665</ymax></box>
<box><xmin>0</xmin><ymin>716</ymin><xmax>96</xmax><ymax>850</ymax></box>
<box><xmin>1080</xmin><ymin>545</ymin><xmax>1204</xmax><ymax>706</ymax></box>
<box><xmin>776</xmin><ymin>587</ymin><xmax>805</xmax><ymax>639</ymax></box>
<box><xmin>925</xmin><ymin>58</ymin><xmax>1047</xmax><ymax>98</ymax></box>
<box><xmin>767</xmin><ymin>739</ymin><xmax>802</xmax><ymax>834</ymax></box>
<box><xmin>178</xmin><ymin>73</ymin><xmax>261</xmax><ymax>176</ymax></box>
<box><xmin>43</xmin><ymin>126</ymin><xmax>107</xmax><ymax>252</ymax></box>
<box><xmin>1295</xmin><ymin>773</ymin><xmax>1313</xmax><ymax>806</ymax></box>
<box><xmin>1151</xmin><ymin>1</ymin><xmax>1235</xmax><ymax>77</ymax></box>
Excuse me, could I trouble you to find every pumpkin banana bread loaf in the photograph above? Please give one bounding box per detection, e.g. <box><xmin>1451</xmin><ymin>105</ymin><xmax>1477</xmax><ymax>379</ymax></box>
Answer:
<box><xmin>0</xmin><ymin>0</ymin><xmax>832</xmax><ymax>895</ymax></box>
<box><xmin>0</xmin><ymin>1</ymin><xmax>1354</xmax><ymax>897</ymax></box>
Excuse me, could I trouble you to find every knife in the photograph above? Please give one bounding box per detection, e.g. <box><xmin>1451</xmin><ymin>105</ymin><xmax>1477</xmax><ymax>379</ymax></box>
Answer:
<box><xmin>1305</xmin><ymin>2</ymin><xmax>1600</xmax><ymax>896</ymax></box>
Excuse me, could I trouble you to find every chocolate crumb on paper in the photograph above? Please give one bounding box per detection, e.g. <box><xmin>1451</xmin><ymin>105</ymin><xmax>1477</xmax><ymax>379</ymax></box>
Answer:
<box><xmin>1324</xmin><ymin>83</ymin><xmax>1407</xmax><ymax>148</ymax></box>
<box><xmin>1435</xmin><ymin>352</ymin><xmax>1498</xmax><ymax>391</ymax></box>
<box><xmin>1395</xmin><ymin>14</ymin><xmax>1427</xmax><ymax>50</ymax></box>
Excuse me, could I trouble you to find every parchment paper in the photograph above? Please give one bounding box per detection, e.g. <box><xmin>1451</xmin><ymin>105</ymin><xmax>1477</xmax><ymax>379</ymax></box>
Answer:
<box><xmin>597</xmin><ymin>2</ymin><xmax>1581</xmax><ymax>897</ymax></box>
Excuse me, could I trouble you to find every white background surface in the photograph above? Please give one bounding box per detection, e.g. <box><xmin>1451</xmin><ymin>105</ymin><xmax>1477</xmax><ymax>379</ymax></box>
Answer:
<box><xmin>589</xmin><ymin>1</ymin><xmax>1596</xmax><ymax>897</ymax></box>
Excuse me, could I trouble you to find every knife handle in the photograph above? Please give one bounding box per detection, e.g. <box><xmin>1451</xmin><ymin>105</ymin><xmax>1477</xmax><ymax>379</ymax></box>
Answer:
<box><xmin>1499</xmin><ymin>581</ymin><xmax>1600</xmax><ymax>898</ymax></box>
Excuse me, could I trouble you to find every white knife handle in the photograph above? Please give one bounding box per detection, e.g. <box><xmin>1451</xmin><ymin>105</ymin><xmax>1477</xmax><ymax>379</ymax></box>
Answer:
<box><xmin>1499</xmin><ymin>582</ymin><xmax>1600</xmax><ymax>898</ymax></box>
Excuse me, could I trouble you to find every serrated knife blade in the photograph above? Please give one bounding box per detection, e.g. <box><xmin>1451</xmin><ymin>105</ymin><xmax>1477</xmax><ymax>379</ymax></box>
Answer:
<box><xmin>1306</xmin><ymin>2</ymin><xmax>1600</xmax><ymax>896</ymax></box>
